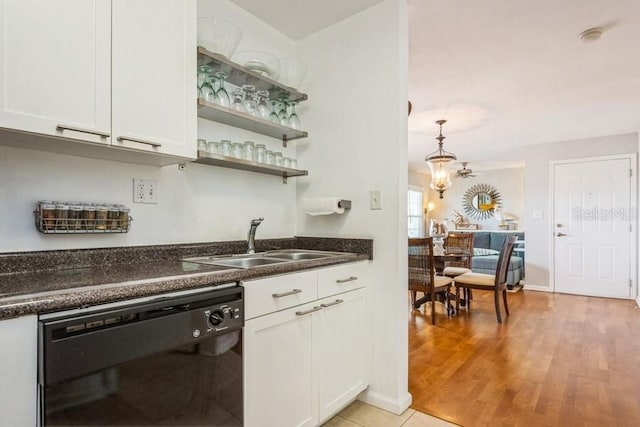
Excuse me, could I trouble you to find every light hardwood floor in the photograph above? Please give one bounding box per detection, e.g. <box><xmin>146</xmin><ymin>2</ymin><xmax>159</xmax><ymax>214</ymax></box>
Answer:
<box><xmin>409</xmin><ymin>289</ymin><xmax>640</xmax><ymax>426</ymax></box>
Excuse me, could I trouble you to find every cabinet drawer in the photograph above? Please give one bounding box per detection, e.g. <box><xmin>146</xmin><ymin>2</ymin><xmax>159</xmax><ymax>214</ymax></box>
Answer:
<box><xmin>243</xmin><ymin>270</ymin><xmax>318</xmax><ymax>319</ymax></box>
<box><xmin>317</xmin><ymin>261</ymin><xmax>368</xmax><ymax>299</ymax></box>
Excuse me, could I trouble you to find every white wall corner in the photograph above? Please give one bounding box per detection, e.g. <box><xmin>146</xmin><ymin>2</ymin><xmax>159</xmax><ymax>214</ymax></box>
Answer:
<box><xmin>357</xmin><ymin>390</ymin><xmax>412</xmax><ymax>415</ymax></box>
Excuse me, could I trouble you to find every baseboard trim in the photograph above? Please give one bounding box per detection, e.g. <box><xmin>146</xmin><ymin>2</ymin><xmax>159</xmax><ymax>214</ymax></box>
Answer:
<box><xmin>522</xmin><ymin>284</ymin><xmax>552</xmax><ymax>292</ymax></box>
<box><xmin>358</xmin><ymin>390</ymin><xmax>412</xmax><ymax>415</ymax></box>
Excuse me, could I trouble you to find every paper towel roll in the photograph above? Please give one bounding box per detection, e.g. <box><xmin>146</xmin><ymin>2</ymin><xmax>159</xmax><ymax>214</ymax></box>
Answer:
<box><xmin>304</xmin><ymin>197</ymin><xmax>346</xmax><ymax>216</ymax></box>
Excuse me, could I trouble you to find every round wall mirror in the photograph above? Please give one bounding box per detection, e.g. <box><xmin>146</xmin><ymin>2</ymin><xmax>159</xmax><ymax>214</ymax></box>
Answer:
<box><xmin>462</xmin><ymin>183</ymin><xmax>502</xmax><ymax>220</ymax></box>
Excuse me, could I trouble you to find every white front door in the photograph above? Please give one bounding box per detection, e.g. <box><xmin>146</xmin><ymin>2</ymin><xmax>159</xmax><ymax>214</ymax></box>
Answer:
<box><xmin>553</xmin><ymin>157</ymin><xmax>632</xmax><ymax>299</ymax></box>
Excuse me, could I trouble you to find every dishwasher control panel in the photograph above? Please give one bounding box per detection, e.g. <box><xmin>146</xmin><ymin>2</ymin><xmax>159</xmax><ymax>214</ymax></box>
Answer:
<box><xmin>199</xmin><ymin>298</ymin><xmax>243</xmax><ymax>334</ymax></box>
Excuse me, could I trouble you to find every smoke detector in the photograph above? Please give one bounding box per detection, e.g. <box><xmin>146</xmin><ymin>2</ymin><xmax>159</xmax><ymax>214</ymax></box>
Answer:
<box><xmin>579</xmin><ymin>27</ymin><xmax>604</xmax><ymax>43</ymax></box>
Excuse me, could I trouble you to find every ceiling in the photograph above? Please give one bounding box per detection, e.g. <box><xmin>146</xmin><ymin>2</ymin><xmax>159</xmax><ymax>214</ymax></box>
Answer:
<box><xmin>230</xmin><ymin>0</ymin><xmax>383</xmax><ymax>41</ymax></box>
<box><xmin>230</xmin><ymin>0</ymin><xmax>640</xmax><ymax>174</ymax></box>
<box><xmin>408</xmin><ymin>0</ymin><xmax>640</xmax><ymax>173</ymax></box>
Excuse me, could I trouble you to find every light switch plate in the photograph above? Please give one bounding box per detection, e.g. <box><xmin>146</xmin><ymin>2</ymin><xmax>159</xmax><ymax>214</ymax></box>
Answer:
<box><xmin>532</xmin><ymin>210</ymin><xmax>544</xmax><ymax>219</ymax></box>
<box><xmin>133</xmin><ymin>179</ymin><xmax>158</xmax><ymax>204</ymax></box>
<box><xmin>370</xmin><ymin>190</ymin><xmax>382</xmax><ymax>210</ymax></box>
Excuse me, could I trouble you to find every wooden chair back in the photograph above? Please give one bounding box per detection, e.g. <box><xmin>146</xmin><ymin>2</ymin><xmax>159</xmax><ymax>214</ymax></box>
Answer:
<box><xmin>408</xmin><ymin>237</ymin><xmax>436</xmax><ymax>291</ymax></box>
<box><xmin>494</xmin><ymin>235</ymin><xmax>518</xmax><ymax>288</ymax></box>
<box><xmin>443</xmin><ymin>233</ymin><xmax>474</xmax><ymax>268</ymax></box>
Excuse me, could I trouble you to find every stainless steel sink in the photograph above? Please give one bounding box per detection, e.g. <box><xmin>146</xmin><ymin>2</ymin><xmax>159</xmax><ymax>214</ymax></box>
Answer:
<box><xmin>183</xmin><ymin>250</ymin><xmax>347</xmax><ymax>269</ymax></box>
<box><xmin>209</xmin><ymin>256</ymin><xmax>289</xmax><ymax>269</ymax></box>
<box><xmin>264</xmin><ymin>250</ymin><xmax>338</xmax><ymax>260</ymax></box>
<box><xmin>183</xmin><ymin>254</ymin><xmax>289</xmax><ymax>269</ymax></box>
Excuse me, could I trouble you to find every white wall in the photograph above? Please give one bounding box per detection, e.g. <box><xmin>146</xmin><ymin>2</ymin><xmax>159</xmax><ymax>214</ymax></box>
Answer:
<box><xmin>524</xmin><ymin>132</ymin><xmax>638</xmax><ymax>289</ymax></box>
<box><xmin>296</xmin><ymin>0</ymin><xmax>410</xmax><ymax>414</ymax></box>
<box><xmin>427</xmin><ymin>168</ymin><xmax>525</xmax><ymax>230</ymax></box>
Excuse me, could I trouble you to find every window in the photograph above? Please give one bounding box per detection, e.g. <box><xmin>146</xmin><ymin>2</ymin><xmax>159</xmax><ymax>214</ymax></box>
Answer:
<box><xmin>408</xmin><ymin>188</ymin><xmax>424</xmax><ymax>237</ymax></box>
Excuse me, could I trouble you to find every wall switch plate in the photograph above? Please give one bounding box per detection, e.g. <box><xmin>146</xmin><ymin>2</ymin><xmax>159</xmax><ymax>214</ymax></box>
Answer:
<box><xmin>133</xmin><ymin>179</ymin><xmax>158</xmax><ymax>204</ymax></box>
<box><xmin>370</xmin><ymin>190</ymin><xmax>382</xmax><ymax>210</ymax></box>
<box><xmin>532</xmin><ymin>210</ymin><xmax>544</xmax><ymax>219</ymax></box>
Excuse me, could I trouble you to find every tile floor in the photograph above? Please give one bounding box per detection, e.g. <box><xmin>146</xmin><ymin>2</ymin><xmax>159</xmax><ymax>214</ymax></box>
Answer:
<box><xmin>323</xmin><ymin>400</ymin><xmax>458</xmax><ymax>427</ymax></box>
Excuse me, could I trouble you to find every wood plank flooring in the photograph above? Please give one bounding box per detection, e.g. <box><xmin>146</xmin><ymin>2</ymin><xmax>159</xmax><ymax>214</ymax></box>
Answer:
<box><xmin>408</xmin><ymin>290</ymin><xmax>640</xmax><ymax>426</ymax></box>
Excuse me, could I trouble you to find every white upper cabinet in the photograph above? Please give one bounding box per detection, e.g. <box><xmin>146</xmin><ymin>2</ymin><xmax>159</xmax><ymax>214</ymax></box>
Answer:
<box><xmin>0</xmin><ymin>0</ymin><xmax>197</xmax><ymax>164</ymax></box>
<box><xmin>112</xmin><ymin>0</ymin><xmax>197</xmax><ymax>159</ymax></box>
<box><xmin>0</xmin><ymin>0</ymin><xmax>111</xmax><ymax>145</ymax></box>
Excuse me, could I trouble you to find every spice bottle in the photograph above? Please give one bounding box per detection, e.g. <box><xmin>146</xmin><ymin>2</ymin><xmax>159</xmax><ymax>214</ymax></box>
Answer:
<box><xmin>118</xmin><ymin>206</ymin><xmax>130</xmax><ymax>230</ymax></box>
<box><xmin>82</xmin><ymin>205</ymin><xmax>96</xmax><ymax>230</ymax></box>
<box><xmin>41</xmin><ymin>204</ymin><xmax>56</xmax><ymax>231</ymax></box>
<box><xmin>95</xmin><ymin>206</ymin><xmax>108</xmax><ymax>230</ymax></box>
<box><xmin>69</xmin><ymin>205</ymin><xmax>83</xmax><ymax>230</ymax></box>
<box><xmin>108</xmin><ymin>206</ymin><xmax>120</xmax><ymax>230</ymax></box>
<box><xmin>55</xmin><ymin>204</ymin><xmax>70</xmax><ymax>230</ymax></box>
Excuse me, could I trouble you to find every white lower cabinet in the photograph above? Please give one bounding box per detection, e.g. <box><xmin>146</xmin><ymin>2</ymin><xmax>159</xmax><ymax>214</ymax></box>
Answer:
<box><xmin>0</xmin><ymin>315</ymin><xmax>37</xmax><ymax>427</ymax></box>
<box><xmin>243</xmin><ymin>262</ymin><xmax>369</xmax><ymax>427</ymax></box>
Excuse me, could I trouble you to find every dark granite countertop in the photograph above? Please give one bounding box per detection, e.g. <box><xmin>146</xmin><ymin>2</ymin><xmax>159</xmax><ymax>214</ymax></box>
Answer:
<box><xmin>0</xmin><ymin>237</ymin><xmax>372</xmax><ymax>320</ymax></box>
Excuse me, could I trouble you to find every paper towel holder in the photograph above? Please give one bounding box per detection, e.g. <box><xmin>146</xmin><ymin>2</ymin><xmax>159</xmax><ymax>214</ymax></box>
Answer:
<box><xmin>338</xmin><ymin>200</ymin><xmax>351</xmax><ymax>209</ymax></box>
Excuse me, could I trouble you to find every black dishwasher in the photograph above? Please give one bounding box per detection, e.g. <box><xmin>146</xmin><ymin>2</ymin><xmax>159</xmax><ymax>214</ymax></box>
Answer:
<box><xmin>38</xmin><ymin>285</ymin><xmax>243</xmax><ymax>426</ymax></box>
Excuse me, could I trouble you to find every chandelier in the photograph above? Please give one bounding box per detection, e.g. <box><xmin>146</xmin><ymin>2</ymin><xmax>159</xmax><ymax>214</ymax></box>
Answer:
<box><xmin>425</xmin><ymin>119</ymin><xmax>457</xmax><ymax>199</ymax></box>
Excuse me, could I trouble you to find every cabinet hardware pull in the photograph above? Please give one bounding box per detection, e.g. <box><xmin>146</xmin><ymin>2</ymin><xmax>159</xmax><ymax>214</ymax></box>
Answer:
<box><xmin>272</xmin><ymin>289</ymin><xmax>302</xmax><ymax>298</ymax></box>
<box><xmin>295</xmin><ymin>306</ymin><xmax>322</xmax><ymax>316</ymax></box>
<box><xmin>56</xmin><ymin>124</ymin><xmax>110</xmax><ymax>138</ymax></box>
<box><xmin>116</xmin><ymin>136</ymin><xmax>162</xmax><ymax>147</ymax></box>
<box><xmin>336</xmin><ymin>276</ymin><xmax>358</xmax><ymax>284</ymax></box>
<box><xmin>320</xmin><ymin>299</ymin><xmax>344</xmax><ymax>308</ymax></box>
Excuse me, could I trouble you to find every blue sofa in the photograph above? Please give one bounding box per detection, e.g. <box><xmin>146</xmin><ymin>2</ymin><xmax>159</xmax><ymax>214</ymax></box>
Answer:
<box><xmin>464</xmin><ymin>231</ymin><xmax>524</xmax><ymax>287</ymax></box>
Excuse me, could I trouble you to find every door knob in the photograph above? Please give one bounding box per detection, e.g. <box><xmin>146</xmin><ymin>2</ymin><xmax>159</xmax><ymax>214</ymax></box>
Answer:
<box><xmin>556</xmin><ymin>232</ymin><xmax>567</xmax><ymax>237</ymax></box>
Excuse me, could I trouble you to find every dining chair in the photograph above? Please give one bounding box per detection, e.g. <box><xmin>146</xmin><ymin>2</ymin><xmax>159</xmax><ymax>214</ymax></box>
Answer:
<box><xmin>453</xmin><ymin>235</ymin><xmax>517</xmax><ymax>323</ymax></box>
<box><xmin>443</xmin><ymin>233</ymin><xmax>475</xmax><ymax>306</ymax></box>
<box><xmin>408</xmin><ymin>237</ymin><xmax>454</xmax><ymax>325</ymax></box>
<box><xmin>442</xmin><ymin>233</ymin><xmax>474</xmax><ymax>277</ymax></box>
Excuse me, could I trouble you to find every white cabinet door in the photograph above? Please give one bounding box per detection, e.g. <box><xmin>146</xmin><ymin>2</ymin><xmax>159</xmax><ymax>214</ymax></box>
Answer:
<box><xmin>244</xmin><ymin>302</ymin><xmax>318</xmax><ymax>427</ymax></box>
<box><xmin>0</xmin><ymin>0</ymin><xmax>111</xmax><ymax>145</ymax></box>
<box><xmin>112</xmin><ymin>0</ymin><xmax>197</xmax><ymax>159</ymax></box>
<box><xmin>316</xmin><ymin>289</ymin><xmax>368</xmax><ymax>423</ymax></box>
<box><xmin>0</xmin><ymin>316</ymin><xmax>37</xmax><ymax>427</ymax></box>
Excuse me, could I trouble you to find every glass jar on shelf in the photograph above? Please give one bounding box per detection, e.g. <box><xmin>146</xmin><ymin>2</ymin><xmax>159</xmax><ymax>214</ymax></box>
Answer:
<box><xmin>273</xmin><ymin>152</ymin><xmax>283</xmax><ymax>167</ymax></box>
<box><xmin>231</xmin><ymin>142</ymin><xmax>243</xmax><ymax>158</ymax></box>
<box><xmin>217</xmin><ymin>140</ymin><xmax>232</xmax><ymax>156</ymax></box>
<box><xmin>82</xmin><ymin>205</ymin><xmax>96</xmax><ymax>230</ymax></box>
<box><xmin>265</xmin><ymin>150</ymin><xmax>274</xmax><ymax>165</ymax></box>
<box><xmin>255</xmin><ymin>144</ymin><xmax>266</xmax><ymax>163</ymax></box>
<box><xmin>95</xmin><ymin>206</ymin><xmax>109</xmax><ymax>230</ymax></box>
<box><xmin>243</xmin><ymin>141</ymin><xmax>256</xmax><ymax>161</ymax></box>
<box><xmin>41</xmin><ymin>203</ymin><xmax>56</xmax><ymax>230</ymax></box>
<box><xmin>55</xmin><ymin>204</ymin><xmax>69</xmax><ymax>230</ymax></box>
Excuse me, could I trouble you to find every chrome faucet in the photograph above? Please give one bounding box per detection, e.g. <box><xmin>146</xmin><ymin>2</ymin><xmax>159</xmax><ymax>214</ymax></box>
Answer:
<box><xmin>247</xmin><ymin>217</ymin><xmax>264</xmax><ymax>254</ymax></box>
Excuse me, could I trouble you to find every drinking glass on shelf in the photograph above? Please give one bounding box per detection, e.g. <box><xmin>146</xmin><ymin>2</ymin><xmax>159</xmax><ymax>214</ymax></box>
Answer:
<box><xmin>230</xmin><ymin>89</ymin><xmax>245</xmax><ymax>112</ymax></box>
<box><xmin>288</xmin><ymin>101</ymin><xmax>301</xmax><ymax>130</ymax></box>
<box><xmin>277</xmin><ymin>101</ymin><xmax>289</xmax><ymax>127</ymax></box>
<box><xmin>199</xmin><ymin>67</ymin><xmax>216</xmax><ymax>103</ymax></box>
<box><xmin>197</xmin><ymin>138</ymin><xmax>207</xmax><ymax>153</ymax></box>
<box><xmin>197</xmin><ymin>65</ymin><xmax>211</xmax><ymax>97</ymax></box>
<box><xmin>256</xmin><ymin>90</ymin><xmax>271</xmax><ymax>120</ymax></box>
<box><xmin>241</xmin><ymin>84</ymin><xmax>257</xmax><ymax>116</ymax></box>
<box><xmin>214</xmin><ymin>71</ymin><xmax>230</xmax><ymax>108</ymax></box>
<box><xmin>269</xmin><ymin>100</ymin><xmax>280</xmax><ymax>123</ymax></box>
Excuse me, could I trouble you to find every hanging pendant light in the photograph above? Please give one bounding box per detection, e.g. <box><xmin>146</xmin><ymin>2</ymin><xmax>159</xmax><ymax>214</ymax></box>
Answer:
<box><xmin>425</xmin><ymin>119</ymin><xmax>457</xmax><ymax>199</ymax></box>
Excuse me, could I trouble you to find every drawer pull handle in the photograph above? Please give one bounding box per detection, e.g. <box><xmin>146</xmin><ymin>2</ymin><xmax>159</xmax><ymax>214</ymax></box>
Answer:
<box><xmin>272</xmin><ymin>289</ymin><xmax>302</xmax><ymax>298</ymax></box>
<box><xmin>320</xmin><ymin>299</ymin><xmax>344</xmax><ymax>308</ymax></box>
<box><xmin>336</xmin><ymin>276</ymin><xmax>358</xmax><ymax>284</ymax></box>
<box><xmin>296</xmin><ymin>306</ymin><xmax>322</xmax><ymax>316</ymax></box>
<box><xmin>117</xmin><ymin>136</ymin><xmax>162</xmax><ymax>147</ymax></box>
<box><xmin>56</xmin><ymin>124</ymin><xmax>110</xmax><ymax>138</ymax></box>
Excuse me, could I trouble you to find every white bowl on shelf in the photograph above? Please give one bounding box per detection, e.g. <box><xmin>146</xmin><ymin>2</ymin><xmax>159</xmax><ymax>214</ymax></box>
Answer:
<box><xmin>197</xmin><ymin>17</ymin><xmax>242</xmax><ymax>58</ymax></box>
<box><xmin>232</xmin><ymin>50</ymin><xmax>280</xmax><ymax>80</ymax></box>
<box><xmin>278</xmin><ymin>58</ymin><xmax>308</xmax><ymax>89</ymax></box>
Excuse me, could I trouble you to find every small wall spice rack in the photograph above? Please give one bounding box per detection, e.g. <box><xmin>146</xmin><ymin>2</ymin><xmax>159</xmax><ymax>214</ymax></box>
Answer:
<box><xmin>34</xmin><ymin>202</ymin><xmax>133</xmax><ymax>234</ymax></box>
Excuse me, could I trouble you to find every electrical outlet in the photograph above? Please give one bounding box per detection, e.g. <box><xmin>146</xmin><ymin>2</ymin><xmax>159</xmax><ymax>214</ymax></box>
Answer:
<box><xmin>370</xmin><ymin>190</ymin><xmax>382</xmax><ymax>210</ymax></box>
<box><xmin>133</xmin><ymin>179</ymin><xmax>158</xmax><ymax>204</ymax></box>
